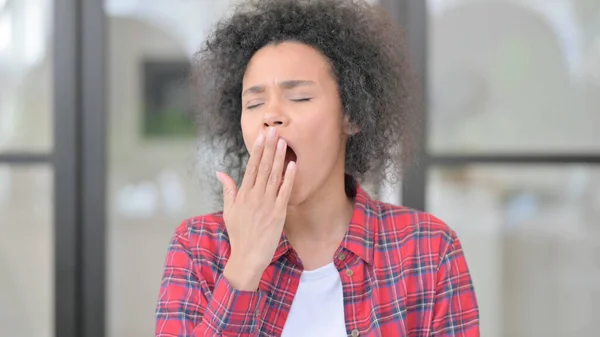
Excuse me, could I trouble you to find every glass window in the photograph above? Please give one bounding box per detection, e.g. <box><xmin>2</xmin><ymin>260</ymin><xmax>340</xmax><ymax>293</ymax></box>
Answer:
<box><xmin>0</xmin><ymin>0</ymin><xmax>53</xmax><ymax>154</ymax></box>
<box><xmin>427</xmin><ymin>0</ymin><xmax>600</xmax><ymax>154</ymax></box>
<box><xmin>105</xmin><ymin>1</ymin><xmax>231</xmax><ymax>335</ymax></box>
<box><xmin>0</xmin><ymin>165</ymin><xmax>54</xmax><ymax>337</ymax></box>
<box><xmin>428</xmin><ymin>164</ymin><xmax>600</xmax><ymax>337</ymax></box>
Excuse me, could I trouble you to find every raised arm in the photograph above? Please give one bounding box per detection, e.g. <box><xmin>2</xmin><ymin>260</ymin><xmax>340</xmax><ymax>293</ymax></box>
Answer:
<box><xmin>155</xmin><ymin>222</ymin><xmax>268</xmax><ymax>337</ymax></box>
<box><xmin>157</xmin><ymin>128</ymin><xmax>297</xmax><ymax>336</ymax></box>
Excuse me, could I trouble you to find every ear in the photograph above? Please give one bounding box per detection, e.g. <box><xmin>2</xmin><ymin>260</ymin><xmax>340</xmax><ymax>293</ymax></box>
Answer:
<box><xmin>343</xmin><ymin>115</ymin><xmax>360</xmax><ymax>136</ymax></box>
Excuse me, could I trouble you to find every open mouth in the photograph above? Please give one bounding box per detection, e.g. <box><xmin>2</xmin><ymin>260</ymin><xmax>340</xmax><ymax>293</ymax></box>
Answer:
<box><xmin>283</xmin><ymin>146</ymin><xmax>297</xmax><ymax>175</ymax></box>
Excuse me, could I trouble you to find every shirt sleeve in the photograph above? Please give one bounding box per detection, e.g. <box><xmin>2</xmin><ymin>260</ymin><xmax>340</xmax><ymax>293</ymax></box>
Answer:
<box><xmin>155</xmin><ymin>220</ymin><xmax>268</xmax><ymax>337</ymax></box>
<box><xmin>431</xmin><ymin>233</ymin><xmax>480</xmax><ymax>337</ymax></box>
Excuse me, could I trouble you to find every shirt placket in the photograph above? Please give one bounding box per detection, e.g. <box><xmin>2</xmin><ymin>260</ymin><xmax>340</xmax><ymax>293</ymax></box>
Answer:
<box><xmin>336</xmin><ymin>249</ymin><xmax>370</xmax><ymax>337</ymax></box>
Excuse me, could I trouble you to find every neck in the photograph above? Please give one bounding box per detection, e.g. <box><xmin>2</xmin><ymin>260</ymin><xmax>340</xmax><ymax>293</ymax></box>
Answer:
<box><xmin>284</xmin><ymin>172</ymin><xmax>354</xmax><ymax>243</ymax></box>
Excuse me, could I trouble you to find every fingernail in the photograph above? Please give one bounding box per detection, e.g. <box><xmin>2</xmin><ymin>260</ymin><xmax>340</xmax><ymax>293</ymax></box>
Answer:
<box><xmin>287</xmin><ymin>161</ymin><xmax>296</xmax><ymax>171</ymax></box>
<box><xmin>277</xmin><ymin>139</ymin><xmax>285</xmax><ymax>150</ymax></box>
<box><xmin>269</xmin><ymin>127</ymin><xmax>277</xmax><ymax>139</ymax></box>
<box><xmin>215</xmin><ymin>171</ymin><xmax>222</xmax><ymax>181</ymax></box>
<box><xmin>256</xmin><ymin>133</ymin><xmax>265</xmax><ymax>145</ymax></box>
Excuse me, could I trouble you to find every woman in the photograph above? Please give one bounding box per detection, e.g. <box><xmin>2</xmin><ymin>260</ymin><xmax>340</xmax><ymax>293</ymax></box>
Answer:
<box><xmin>155</xmin><ymin>0</ymin><xmax>480</xmax><ymax>336</ymax></box>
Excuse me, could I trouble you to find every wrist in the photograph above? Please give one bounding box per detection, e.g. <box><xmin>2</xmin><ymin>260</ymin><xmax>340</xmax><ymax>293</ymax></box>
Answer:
<box><xmin>223</xmin><ymin>256</ymin><xmax>265</xmax><ymax>291</ymax></box>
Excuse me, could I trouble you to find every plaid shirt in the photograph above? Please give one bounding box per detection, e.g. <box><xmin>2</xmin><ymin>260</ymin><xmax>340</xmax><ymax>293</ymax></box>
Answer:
<box><xmin>156</xmin><ymin>186</ymin><xmax>480</xmax><ymax>336</ymax></box>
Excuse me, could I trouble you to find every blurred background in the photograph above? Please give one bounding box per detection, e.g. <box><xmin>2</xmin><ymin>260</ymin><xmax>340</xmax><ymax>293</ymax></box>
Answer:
<box><xmin>0</xmin><ymin>0</ymin><xmax>599</xmax><ymax>336</ymax></box>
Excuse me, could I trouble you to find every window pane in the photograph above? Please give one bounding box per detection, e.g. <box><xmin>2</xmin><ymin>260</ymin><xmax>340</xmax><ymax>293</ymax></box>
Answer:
<box><xmin>428</xmin><ymin>164</ymin><xmax>600</xmax><ymax>337</ymax></box>
<box><xmin>0</xmin><ymin>0</ymin><xmax>53</xmax><ymax>154</ymax></box>
<box><xmin>0</xmin><ymin>165</ymin><xmax>54</xmax><ymax>337</ymax></box>
<box><xmin>428</xmin><ymin>0</ymin><xmax>600</xmax><ymax>153</ymax></box>
<box><xmin>104</xmin><ymin>1</ymin><xmax>231</xmax><ymax>336</ymax></box>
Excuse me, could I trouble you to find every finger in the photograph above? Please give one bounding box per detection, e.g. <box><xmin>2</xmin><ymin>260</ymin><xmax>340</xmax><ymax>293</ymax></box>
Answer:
<box><xmin>253</xmin><ymin>127</ymin><xmax>278</xmax><ymax>190</ymax></box>
<box><xmin>275</xmin><ymin>161</ymin><xmax>296</xmax><ymax>210</ymax></box>
<box><xmin>240</xmin><ymin>132</ymin><xmax>266</xmax><ymax>192</ymax></box>
<box><xmin>216</xmin><ymin>171</ymin><xmax>237</xmax><ymax>214</ymax></box>
<box><xmin>266</xmin><ymin>139</ymin><xmax>287</xmax><ymax>196</ymax></box>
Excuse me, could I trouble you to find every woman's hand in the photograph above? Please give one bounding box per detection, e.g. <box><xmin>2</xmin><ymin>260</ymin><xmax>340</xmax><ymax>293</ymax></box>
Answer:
<box><xmin>217</xmin><ymin>127</ymin><xmax>296</xmax><ymax>291</ymax></box>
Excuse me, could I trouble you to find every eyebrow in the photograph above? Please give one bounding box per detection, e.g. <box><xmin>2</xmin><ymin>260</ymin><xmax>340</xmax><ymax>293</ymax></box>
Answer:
<box><xmin>242</xmin><ymin>80</ymin><xmax>316</xmax><ymax>97</ymax></box>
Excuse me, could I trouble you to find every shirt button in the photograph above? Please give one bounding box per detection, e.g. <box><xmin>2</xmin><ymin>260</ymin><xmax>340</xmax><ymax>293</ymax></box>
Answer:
<box><xmin>337</xmin><ymin>253</ymin><xmax>345</xmax><ymax>260</ymax></box>
<box><xmin>345</xmin><ymin>269</ymin><xmax>354</xmax><ymax>277</ymax></box>
<box><xmin>255</xmin><ymin>309</ymin><xmax>260</xmax><ymax>317</ymax></box>
<box><xmin>351</xmin><ymin>329</ymin><xmax>360</xmax><ymax>337</ymax></box>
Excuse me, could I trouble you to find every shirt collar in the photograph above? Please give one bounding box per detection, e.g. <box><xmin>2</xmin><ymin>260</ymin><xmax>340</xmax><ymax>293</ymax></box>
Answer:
<box><xmin>340</xmin><ymin>185</ymin><xmax>375</xmax><ymax>264</ymax></box>
<box><xmin>271</xmin><ymin>184</ymin><xmax>376</xmax><ymax>265</ymax></box>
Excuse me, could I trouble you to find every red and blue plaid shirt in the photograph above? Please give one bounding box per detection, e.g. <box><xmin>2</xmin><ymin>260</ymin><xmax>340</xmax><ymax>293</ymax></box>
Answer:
<box><xmin>156</xmin><ymin>186</ymin><xmax>480</xmax><ymax>336</ymax></box>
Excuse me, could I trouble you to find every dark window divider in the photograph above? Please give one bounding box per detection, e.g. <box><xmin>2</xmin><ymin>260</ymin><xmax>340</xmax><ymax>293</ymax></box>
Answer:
<box><xmin>0</xmin><ymin>154</ymin><xmax>51</xmax><ymax>164</ymax></box>
<box><xmin>398</xmin><ymin>0</ymin><xmax>429</xmax><ymax>212</ymax></box>
<box><xmin>81</xmin><ymin>0</ymin><xmax>107</xmax><ymax>336</ymax></box>
<box><xmin>428</xmin><ymin>154</ymin><xmax>600</xmax><ymax>165</ymax></box>
<box><xmin>54</xmin><ymin>0</ymin><xmax>107</xmax><ymax>336</ymax></box>
<box><xmin>54</xmin><ymin>0</ymin><xmax>81</xmax><ymax>335</ymax></box>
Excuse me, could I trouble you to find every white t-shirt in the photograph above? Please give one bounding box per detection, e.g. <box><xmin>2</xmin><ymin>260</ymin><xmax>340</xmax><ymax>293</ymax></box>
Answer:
<box><xmin>281</xmin><ymin>262</ymin><xmax>347</xmax><ymax>337</ymax></box>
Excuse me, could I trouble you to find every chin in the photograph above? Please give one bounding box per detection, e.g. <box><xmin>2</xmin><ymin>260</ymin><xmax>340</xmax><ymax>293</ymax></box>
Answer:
<box><xmin>287</xmin><ymin>184</ymin><xmax>307</xmax><ymax>206</ymax></box>
<box><xmin>286</xmin><ymin>173</ymin><xmax>318</xmax><ymax>207</ymax></box>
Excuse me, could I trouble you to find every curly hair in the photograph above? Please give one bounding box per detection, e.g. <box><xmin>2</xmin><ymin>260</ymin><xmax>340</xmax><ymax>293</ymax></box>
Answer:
<box><xmin>193</xmin><ymin>0</ymin><xmax>418</xmax><ymax>198</ymax></box>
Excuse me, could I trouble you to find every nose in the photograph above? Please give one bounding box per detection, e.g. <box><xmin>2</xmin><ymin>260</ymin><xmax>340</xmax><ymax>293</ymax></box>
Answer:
<box><xmin>262</xmin><ymin>105</ymin><xmax>290</xmax><ymax>128</ymax></box>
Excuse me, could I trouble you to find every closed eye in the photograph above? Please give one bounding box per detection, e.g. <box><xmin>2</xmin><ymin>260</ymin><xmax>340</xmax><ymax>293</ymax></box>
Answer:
<box><xmin>291</xmin><ymin>98</ymin><xmax>312</xmax><ymax>102</ymax></box>
<box><xmin>247</xmin><ymin>103</ymin><xmax>263</xmax><ymax>109</ymax></box>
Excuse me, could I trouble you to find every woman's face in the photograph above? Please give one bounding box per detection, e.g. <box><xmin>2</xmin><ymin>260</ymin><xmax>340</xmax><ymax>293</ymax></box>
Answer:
<box><xmin>241</xmin><ymin>41</ymin><xmax>350</xmax><ymax>205</ymax></box>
